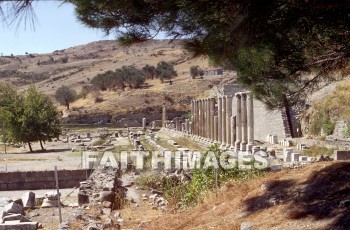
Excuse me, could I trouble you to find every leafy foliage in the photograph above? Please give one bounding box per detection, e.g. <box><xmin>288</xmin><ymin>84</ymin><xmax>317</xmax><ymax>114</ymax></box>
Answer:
<box><xmin>0</xmin><ymin>85</ymin><xmax>61</xmax><ymax>152</ymax></box>
<box><xmin>55</xmin><ymin>85</ymin><xmax>77</xmax><ymax>109</ymax></box>
<box><xmin>135</xmin><ymin>144</ymin><xmax>266</xmax><ymax>207</ymax></box>
<box><xmin>142</xmin><ymin>64</ymin><xmax>156</xmax><ymax>80</ymax></box>
<box><xmin>155</xmin><ymin>61</ymin><xmax>177</xmax><ymax>84</ymax></box>
<box><xmin>69</xmin><ymin>0</ymin><xmax>350</xmax><ymax>108</ymax></box>
<box><xmin>91</xmin><ymin>66</ymin><xmax>145</xmax><ymax>91</ymax></box>
<box><xmin>190</xmin><ymin>65</ymin><xmax>204</xmax><ymax>79</ymax></box>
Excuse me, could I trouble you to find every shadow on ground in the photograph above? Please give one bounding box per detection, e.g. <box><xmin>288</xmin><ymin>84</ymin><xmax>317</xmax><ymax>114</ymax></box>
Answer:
<box><xmin>243</xmin><ymin>162</ymin><xmax>350</xmax><ymax>230</ymax></box>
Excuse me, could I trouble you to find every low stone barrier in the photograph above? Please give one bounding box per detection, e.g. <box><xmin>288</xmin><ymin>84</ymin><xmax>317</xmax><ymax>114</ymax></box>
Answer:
<box><xmin>334</xmin><ymin>150</ymin><xmax>350</xmax><ymax>160</ymax></box>
<box><xmin>59</xmin><ymin>166</ymin><xmax>125</xmax><ymax>229</ymax></box>
<box><xmin>0</xmin><ymin>169</ymin><xmax>93</xmax><ymax>191</ymax></box>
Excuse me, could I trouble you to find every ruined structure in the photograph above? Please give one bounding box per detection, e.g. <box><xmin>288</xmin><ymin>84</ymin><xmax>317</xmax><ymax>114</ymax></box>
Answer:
<box><xmin>162</xmin><ymin>84</ymin><xmax>292</xmax><ymax>146</ymax></box>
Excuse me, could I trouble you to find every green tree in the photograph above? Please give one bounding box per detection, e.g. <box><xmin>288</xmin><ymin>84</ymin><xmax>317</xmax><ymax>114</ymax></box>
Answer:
<box><xmin>69</xmin><ymin>0</ymin><xmax>349</xmax><ymax>109</ymax></box>
<box><xmin>55</xmin><ymin>85</ymin><xmax>77</xmax><ymax>109</ymax></box>
<box><xmin>190</xmin><ymin>66</ymin><xmax>199</xmax><ymax>79</ymax></box>
<box><xmin>120</xmin><ymin>65</ymin><xmax>145</xmax><ymax>88</ymax></box>
<box><xmin>3</xmin><ymin>1</ymin><xmax>350</xmax><ymax>108</ymax></box>
<box><xmin>142</xmin><ymin>64</ymin><xmax>156</xmax><ymax>80</ymax></box>
<box><xmin>0</xmin><ymin>85</ymin><xmax>61</xmax><ymax>152</ymax></box>
<box><xmin>24</xmin><ymin>86</ymin><xmax>62</xmax><ymax>151</ymax></box>
<box><xmin>155</xmin><ymin>61</ymin><xmax>177</xmax><ymax>84</ymax></box>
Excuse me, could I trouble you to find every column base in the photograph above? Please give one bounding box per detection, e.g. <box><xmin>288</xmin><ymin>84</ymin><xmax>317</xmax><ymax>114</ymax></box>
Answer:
<box><xmin>220</xmin><ymin>142</ymin><xmax>226</xmax><ymax>150</ymax></box>
<box><xmin>235</xmin><ymin>142</ymin><xmax>241</xmax><ymax>152</ymax></box>
<box><xmin>240</xmin><ymin>142</ymin><xmax>247</xmax><ymax>152</ymax></box>
<box><xmin>247</xmin><ymin>143</ymin><xmax>253</xmax><ymax>151</ymax></box>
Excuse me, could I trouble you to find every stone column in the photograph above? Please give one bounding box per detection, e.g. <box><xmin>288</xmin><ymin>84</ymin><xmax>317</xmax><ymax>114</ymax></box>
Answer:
<box><xmin>230</xmin><ymin>115</ymin><xmax>236</xmax><ymax>147</ymax></box>
<box><xmin>214</xmin><ymin>116</ymin><xmax>218</xmax><ymax>142</ymax></box>
<box><xmin>240</xmin><ymin>93</ymin><xmax>248</xmax><ymax>151</ymax></box>
<box><xmin>195</xmin><ymin>100</ymin><xmax>199</xmax><ymax>135</ymax></box>
<box><xmin>142</xmin><ymin>118</ymin><xmax>146</xmax><ymax>129</ymax></box>
<box><xmin>206</xmin><ymin>99</ymin><xmax>210</xmax><ymax>140</ymax></box>
<box><xmin>198</xmin><ymin>100</ymin><xmax>202</xmax><ymax>137</ymax></box>
<box><xmin>221</xmin><ymin>96</ymin><xmax>227</xmax><ymax>148</ymax></box>
<box><xmin>203</xmin><ymin>99</ymin><xmax>208</xmax><ymax>138</ymax></box>
<box><xmin>200</xmin><ymin>99</ymin><xmax>204</xmax><ymax>138</ymax></box>
<box><xmin>210</xmin><ymin>98</ymin><xmax>215</xmax><ymax>141</ymax></box>
<box><xmin>247</xmin><ymin>92</ymin><xmax>254</xmax><ymax>150</ymax></box>
<box><xmin>185</xmin><ymin>119</ymin><xmax>189</xmax><ymax>133</ymax></box>
<box><xmin>162</xmin><ymin>104</ymin><xmax>167</xmax><ymax>128</ymax></box>
<box><xmin>176</xmin><ymin>117</ymin><xmax>180</xmax><ymax>131</ymax></box>
<box><xmin>226</xmin><ymin>96</ymin><xmax>232</xmax><ymax>148</ymax></box>
<box><xmin>235</xmin><ymin>93</ymin><xmax>242</xmax><ymax>151</ymax></box>
<box><xmin>191</xmin><ymin>100</ymin><xmax>195</xmax><ymax>135</ymax></box>
<box><xmin>217</xmin><ymin>97</ymin><xmax>222</xmax><ymax>143</ymax></box>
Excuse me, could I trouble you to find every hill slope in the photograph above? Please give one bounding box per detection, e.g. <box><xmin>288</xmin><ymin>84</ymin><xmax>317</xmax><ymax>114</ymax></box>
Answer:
<box><xmin>140</xmin><ymin>161</ymin><xmax>350</xmax><ymax>230</ymax></box>
<box><xmin>0</xmin><ymin>40</ymin><xmax>236</xmax><ymax>121</ymax></box>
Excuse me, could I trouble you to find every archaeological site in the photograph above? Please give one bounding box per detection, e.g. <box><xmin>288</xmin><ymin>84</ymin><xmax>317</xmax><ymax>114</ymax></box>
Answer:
<box><xmin>0</xmin><ymin>1</ymin><xmax>349</xmax><ymax>230</ymax></box>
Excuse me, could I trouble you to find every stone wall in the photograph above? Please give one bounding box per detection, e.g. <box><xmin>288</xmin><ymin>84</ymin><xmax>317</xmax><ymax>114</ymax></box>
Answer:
<box><xmin>59</xmin><ymin>166</ymin><xmax>125</xmax><ymax>229</ymax></box>
<box><xmin>0</xmin><ymin>169</ymin><xmax>92</xmax><ymax>191</ymax></box>
<box><xmin>62</xmin><ymin>111</ymin><xmax>187</xmax><ymax>127</ymax></box>
<box><xmin>334</xmin><ymin>150</ymin><xmax>350</xmax><ymax>161</ymax></box>
<box><xmin>333</xmin><ymin>120</ymin><xmax>348</xmax><ymax>138</ymax></box>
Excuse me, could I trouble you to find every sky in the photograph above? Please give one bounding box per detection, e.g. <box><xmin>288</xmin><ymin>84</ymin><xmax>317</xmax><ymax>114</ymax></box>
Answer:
<box><xmin>0</xmin><ymin>1</ymin><xmax>115</xmax><ymax>56</ymax></box>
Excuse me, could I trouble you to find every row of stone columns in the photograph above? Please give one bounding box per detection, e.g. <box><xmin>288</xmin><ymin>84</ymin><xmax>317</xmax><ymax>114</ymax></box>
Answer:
<box><xmin>190</xmin><ymin>92</ymin><xmax>254</xmax><ymax>150</ymax></box>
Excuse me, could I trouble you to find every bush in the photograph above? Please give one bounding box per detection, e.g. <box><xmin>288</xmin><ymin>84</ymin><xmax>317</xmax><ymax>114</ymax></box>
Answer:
<box><xmin>137</xmin><ymin>144</ymin><xmax>266</xmax><ymax>208</ymax></box>
<box><xmin>302</xmin><ymin>145</ymin><xmax>335</xmax><ymax>157</ymax></box>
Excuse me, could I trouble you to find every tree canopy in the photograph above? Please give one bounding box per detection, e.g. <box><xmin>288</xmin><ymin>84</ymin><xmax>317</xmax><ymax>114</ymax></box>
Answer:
<box><xmin>70</xmin><ymin>0</ymin><xmax>350</xmax><ymax>108</ymax></box>
<box><xmin>91</xmin><ymin>65</ymin><xmax>145</xmax><ymax>91</ymax></box>
<box><xmin>55</xmin><ymin>85</ymin><xmax>77</xmax><ymax>109</ymax></box>
<box><xmin>0</xmin><ymin>85</ymin><xmax>61</xmax><ymax>152</ymax></box>
<box><xmin>2</xmin><ymin>0</ymin><xmax>350</xmax><ymax>108</ymax></box>
<box><xmin>155</xmin><ymin>61</ymin><xmax>177</xmax><ymax>84</ymax></box>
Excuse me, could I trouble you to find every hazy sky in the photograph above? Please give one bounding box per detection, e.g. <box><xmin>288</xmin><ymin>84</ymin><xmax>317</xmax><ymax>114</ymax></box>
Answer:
<box><xmin>0</xmin><ymin>1</ymin><xmax>115</xmax><ymax>56</ymax></box>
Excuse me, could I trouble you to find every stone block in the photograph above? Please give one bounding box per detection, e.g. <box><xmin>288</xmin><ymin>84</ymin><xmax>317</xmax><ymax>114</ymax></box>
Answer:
<box><xmin>283</xmin><ymin>148</ymin><xmax>293</xmax><ymax>162</ymax></box>
<box><xmin>41</xmin><ymin>199</ymin><xmax>60</xmax><ymax>208</ymax></box>
<box><xmin>2</xmin><ymin>214</ymin><xmax>30</xmax><ymax>222</ymax></box>
<box><xmin>0</xmin><ymin>210</ymin><xmax>9</xmax><ymax>224</ymax></box>
<box><xmin>45</xmin><ymin>191</ymin><xmax>60</xmax><ymax>201</ymax></box>
<box><xmin>4</xmin><ymin>202</ymin><xmax>23</xmax><ymax>215</ymax></box>
<box><xmin>241</xmin><ymin>222</ymin><xmax>252</xmax><ymax>230</ymax></box>
<box><xmin>299</xmin><ymin>156</ymin><xmax>308</xmax><ymax>162</ymax></box>
<box><xmin>334</xmin><ymin>150</ymin><xmax>350</xmax><ymax>161</ymax></box>
<box><xmin>78</xmin><ymin>192</ymin><xmax>89</xmax><ymax>206</ymax></box>
<box><xmin>0</xmin><ymin>221</ymin><xmax>38</xmax><ymax>230</ymax></box>
<box><xmin>99</xmin><ymin>191</ymin><xmax>114</xmax><ymax>202</ymax></box>
<box><xmin>291</xmin><ymin>153</ymin><xmax>300</xmax><ymax>162</ymax></box>
<box><xmin>21</xmin><ymin>192</ymin><xmax>35</xmax><ymax>209</ymax></box>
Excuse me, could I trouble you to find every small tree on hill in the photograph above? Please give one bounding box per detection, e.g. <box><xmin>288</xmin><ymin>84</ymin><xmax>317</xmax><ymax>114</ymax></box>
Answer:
<box><xmin>155</xmin><ymin>61</ymin><xmax>177</xmax><ymax>84</ymax></box>
<box><xmin>142</xmin><ymin>64</ymin><xmax>156</xmax><ymax>80</ymax></box>
<box><xmin>55</xmin><ymin>85</ymin><xmax>77</xmax><ymax>109</ymax></box>
<box><xmin>121</xmin><ymin>66</ymin><xmax>145</xmax><ymax>88</ymax></box>
<box><xmin>190</xmin><ymin>65</ymin><xmax>199</xmax><ymax>79</ymax></box>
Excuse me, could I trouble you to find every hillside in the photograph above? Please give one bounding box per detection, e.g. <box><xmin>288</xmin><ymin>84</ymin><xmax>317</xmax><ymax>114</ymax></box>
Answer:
<box><xmin>0</xmin><ymin>40</ymin><xmax>236</xmax><ymax>122</ymax></box>
<box><xmin>139</xmin><ymin>161</ymin><xmax>350</xmax><ymax>230</ymax></box>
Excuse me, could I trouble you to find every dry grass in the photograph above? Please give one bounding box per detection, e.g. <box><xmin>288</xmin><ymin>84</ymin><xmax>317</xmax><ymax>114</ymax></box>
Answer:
<box><xmin>172</xmin><ymin>136</ymin><xmax>205</xmax><ymax>151</ymax></box>
<box><xmin>1</xmin><ymin>39</ymin><xmax>236</xmax><ymax>118</ymax></box>
<box><xmin>134</xmin><ymin>162</ymin><xmax>350</xmax><ymax>230</ymax></box>
<box><xmin>307</xmin><ymin>79</ymin><xmax>350</xmax><ymax>122</ymax></box>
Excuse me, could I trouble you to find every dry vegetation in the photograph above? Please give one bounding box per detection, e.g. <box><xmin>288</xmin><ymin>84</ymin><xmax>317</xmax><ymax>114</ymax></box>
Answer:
<box><xmin>132</xmin><ymin>161</ymin><xmax>350</xmax><ymax>230</ymax></box>
<box><xmin>0</xmin><ymin>40</ymin><xmax>236</xmax><ymax>118</ymax></box>
<box><xmin>303</xmin><ymin>79</ymin><xmax>350</xmax><ymax>135</ymax></box>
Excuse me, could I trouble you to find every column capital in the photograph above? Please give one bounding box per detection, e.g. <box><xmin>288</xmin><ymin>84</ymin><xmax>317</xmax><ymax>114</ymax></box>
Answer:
<box><xmin>235</xmin><ymin>93</ymin><xmax>241</xmax><ymax>98</ymax></box>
